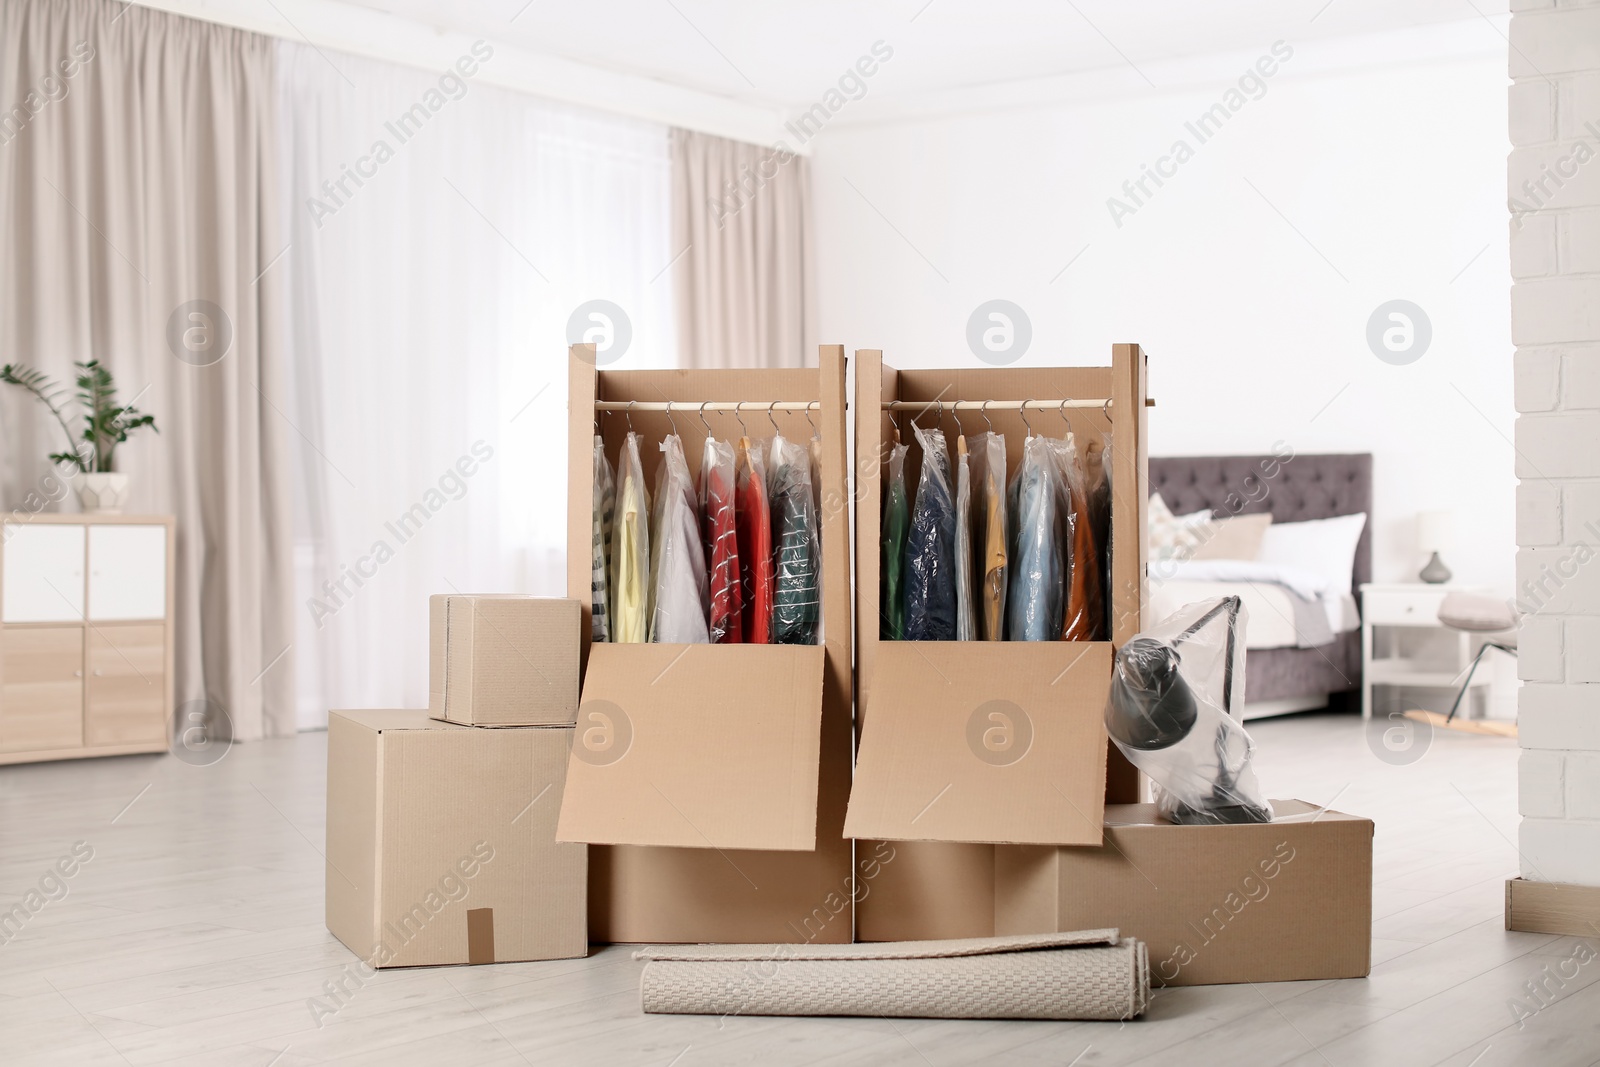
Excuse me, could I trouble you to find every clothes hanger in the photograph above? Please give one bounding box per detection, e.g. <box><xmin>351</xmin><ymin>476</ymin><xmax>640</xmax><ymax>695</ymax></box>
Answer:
<box><xmin>1021</xmin><ymin>400</ymin><xmax>1034</xmax><ymax>439</ymax></box>
<box><xmin>699</xmin><ymin>401</ymin><xmax>712</xmax><ymax>439</ymax></box>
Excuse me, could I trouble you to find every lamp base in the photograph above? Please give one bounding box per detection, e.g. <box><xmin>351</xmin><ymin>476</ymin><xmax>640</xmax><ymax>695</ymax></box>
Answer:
<box><xmin>1419</xmin><ymin>551</ymin><xmax>1453</xmax><ymax>584</ymax></box>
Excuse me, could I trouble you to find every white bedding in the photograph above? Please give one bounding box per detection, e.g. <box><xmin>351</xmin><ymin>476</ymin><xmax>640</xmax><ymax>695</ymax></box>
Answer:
<box><xmin>1149</xmin><ymin>559</ymin><xmax>1358</xmax><ymax>650</ymax></box>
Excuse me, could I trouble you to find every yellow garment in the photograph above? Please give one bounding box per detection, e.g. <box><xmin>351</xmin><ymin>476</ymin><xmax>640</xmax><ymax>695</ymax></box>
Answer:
<box><xmin>610</xmin><ymin>432</ymin><xmax>650</xmax><ymax>643</ymax></box>
<box><xmin>977</xmin><ymin>432</ymin><xmax>1008</xmax><ymax>641</ymax></box>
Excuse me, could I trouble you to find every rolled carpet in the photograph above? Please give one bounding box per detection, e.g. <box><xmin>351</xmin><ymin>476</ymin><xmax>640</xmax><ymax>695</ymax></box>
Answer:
<box><xmin>635</xmin><ymin>929</ymin><xmax>1148</xmax><ymax>1020</ymax></box>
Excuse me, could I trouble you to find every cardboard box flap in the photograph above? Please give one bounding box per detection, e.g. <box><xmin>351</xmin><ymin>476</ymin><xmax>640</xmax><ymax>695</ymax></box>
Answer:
<box><xmin>557</xmin><ymin>643</ymin><xmax>826</xmax><ymax>851</ymax></box>
<box><xmin>844</xmin><ymin>642</ymin><xmax>1112</xmax><ymax>846</ymax></box>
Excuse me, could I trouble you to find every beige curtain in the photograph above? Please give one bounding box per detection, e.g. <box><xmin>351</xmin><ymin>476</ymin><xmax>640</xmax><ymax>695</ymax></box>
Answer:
<box><xmin>671</xmin><ymin>128</ymin><xmax>817</xmax><ymax>369</ymax></box>
<box><xmin>0</xmin><ymin>0</ymin><xmax>295</xmax><ymax>740</ymax></box>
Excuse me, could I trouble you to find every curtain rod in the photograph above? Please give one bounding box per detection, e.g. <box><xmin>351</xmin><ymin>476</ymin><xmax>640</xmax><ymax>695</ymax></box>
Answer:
<box><xmin>594</xmin><ymin>401</ymin><xmax>819</xmax><ymax>412</ymax></box>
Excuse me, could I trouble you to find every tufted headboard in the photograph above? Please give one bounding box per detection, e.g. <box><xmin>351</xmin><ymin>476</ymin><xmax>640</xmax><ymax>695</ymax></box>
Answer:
<box><xmin>1148</xmin><ymin>453</ymin><xmax>1372</xmax><ymax>594</ymax></box>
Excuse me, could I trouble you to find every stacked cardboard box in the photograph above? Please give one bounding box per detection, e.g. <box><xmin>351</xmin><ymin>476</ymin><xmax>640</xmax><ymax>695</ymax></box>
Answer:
<box><xmin>324</xmin><ymin>595</ymin><xmax>588</xmax><ymax>968</ymax></box>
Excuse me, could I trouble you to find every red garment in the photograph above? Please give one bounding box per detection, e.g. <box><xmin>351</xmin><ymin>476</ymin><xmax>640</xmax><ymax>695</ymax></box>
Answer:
<box><xmin>702</xmin><ymin>443</ymin><xmax>743</xmax><ymax>643</ymax></box>
<box><xmin>736</xmin><ymin>438</ymin><xmax>773</xmax><ymax>644</ymax></box>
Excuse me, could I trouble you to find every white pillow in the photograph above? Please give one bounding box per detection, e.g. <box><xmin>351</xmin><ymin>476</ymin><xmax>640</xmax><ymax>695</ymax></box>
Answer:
<box><xmin>1255</xmin><ymin>513</ymin><xmax>1367</xmax><ymax>595</ymax></box>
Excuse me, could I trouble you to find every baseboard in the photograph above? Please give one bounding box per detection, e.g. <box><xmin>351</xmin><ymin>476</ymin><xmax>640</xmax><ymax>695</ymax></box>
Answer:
<box><xmin>1506</xmin><ymin>877</ymin><xmax>1600</xmax><ymax>936</ymax></box>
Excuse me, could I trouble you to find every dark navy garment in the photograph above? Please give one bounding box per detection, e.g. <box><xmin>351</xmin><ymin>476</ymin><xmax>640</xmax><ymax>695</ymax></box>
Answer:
<box><xmin>903</xmin><ymin>425</ymin><xmax>957</xmax><ymax>641</ymax></box>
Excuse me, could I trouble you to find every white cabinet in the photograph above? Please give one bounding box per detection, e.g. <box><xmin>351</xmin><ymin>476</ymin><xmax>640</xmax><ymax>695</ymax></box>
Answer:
<box><xmin>2</xmin><ymin>524</ymin><xmax>85</xmax><ymax>623</ymax></box>
<box><xmin>88</xmin><ymin>525</ymin><xmax>168</xmax><ymax>620</ymax></box>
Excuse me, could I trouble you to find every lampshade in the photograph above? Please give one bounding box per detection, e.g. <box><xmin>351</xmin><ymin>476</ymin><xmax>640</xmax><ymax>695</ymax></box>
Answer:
<box><xmin>1416</xmin><ymin>510</ymin><xmax>1452</xmax><ymax>554</ymax></box>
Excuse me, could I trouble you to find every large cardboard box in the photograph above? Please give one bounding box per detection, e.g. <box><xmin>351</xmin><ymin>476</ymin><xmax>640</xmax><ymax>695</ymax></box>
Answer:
<box><xmin>995</xmin><ymin>800</ymin><xmax>1373</xmax><ymax>986</ymax></box>
<box><xmin>325</xmin><ymin>710</ymin><xmax>586</xmax><ymax>966</ymax></box>
<box><xmin>428</xmin><ymin>594</ymin><xmax>580</xmax><ymax>726</ymax></box>
<box><xmin>849</xmin><ymin>346</ymin><xmax>1151</xmax><ymax>940</ymax></box>
<box><xmin>560</xmin><ymin>345</ymin><xmax>855</xmax><ymax>944</ymax></box>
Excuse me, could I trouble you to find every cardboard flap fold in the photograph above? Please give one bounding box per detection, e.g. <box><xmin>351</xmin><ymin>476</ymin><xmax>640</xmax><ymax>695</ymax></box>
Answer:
<box><xmin>845</xmin><ymin>642</ymin><xmax>1112</xmax><ymax>845</ymax></box>
<box><xmin>557</xmin><ymin>643</ymin><xmax>827</xmax><ymax>851</ymax></box>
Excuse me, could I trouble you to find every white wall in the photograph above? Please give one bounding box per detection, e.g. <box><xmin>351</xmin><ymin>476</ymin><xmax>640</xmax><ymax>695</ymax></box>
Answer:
<box><xmin>1509</xmin><ymin>0</ymin><xmax>1600</xmax><ymax>888</ymax></box>
<box><xmin>810</xmin><ymin>32</ymin><xmax>1514</xmax><ymax>592</ymax></box>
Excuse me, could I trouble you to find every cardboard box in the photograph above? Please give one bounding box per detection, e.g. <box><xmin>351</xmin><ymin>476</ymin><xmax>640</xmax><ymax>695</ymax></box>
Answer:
<box><xmin>429</xmin><ymin>595</ymin><xmax>580</xmax><ymax>726</ymax></box>
<box><xmin>849</xmin><ymin>347</ymin><xmax>1152</xmax><ymax>940</ymax></box>
<box><xmin>995</xmin><ymin>800</ymin><xmax>1373</xmax><ymax>986</ymax></box>
<box><xmin>325</xmin><ymin>710</ymin><xmax>586</xmax><ymax>967</ymax></box>
<box><xmin>560</xmin><ymin>345</ymin><xmax>855</xmax><ymax>943</ymax></box>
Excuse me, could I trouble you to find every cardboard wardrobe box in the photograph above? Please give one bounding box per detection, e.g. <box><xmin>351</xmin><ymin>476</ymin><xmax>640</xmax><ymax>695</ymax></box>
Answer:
<box><xmin>325</xmin><ymin>710</ymin><xmax>586</xmax><ymax>967</ymax></box>
<box><xmin>429</xmin><ymin>594</ymin><xmax>580</xmax><ymax>726</ymax></box>
<box><xmin>995</xmin><ymin>800</ymin><xmax>1374</xmax><ymax>985</ymax></box>
<box><xmin>558</xmin><ymin>344</ymin><xmax>856</xmax><ymax>944</ymax></box>
<box><xmin>847</xmin><ymin>346</ymin><xmax>1152</xmax><ymax>941</ymax></box>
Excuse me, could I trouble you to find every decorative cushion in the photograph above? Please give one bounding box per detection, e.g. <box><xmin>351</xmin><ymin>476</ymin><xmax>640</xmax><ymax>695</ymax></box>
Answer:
<box><xmin>1147</xmin><ymin>493</ymin><xmax>1212</xmax><ymax>562</ymax></box>
<box><xmin>1190</xmin><ymin>513</ymin><xmax>1274</xmax><ymax>561</ymax></box>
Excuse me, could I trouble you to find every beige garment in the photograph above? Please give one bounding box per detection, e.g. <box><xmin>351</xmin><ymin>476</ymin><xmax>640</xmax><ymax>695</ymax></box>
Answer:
<box><xmin>670</xmin><ymin>128</ymin><xmax>817</xmax><ymax>369</ymax></box>
<box><xmin>0</xmin><ymin>0</ymin><xmax>294</xmax><ymax>739</ymax></box>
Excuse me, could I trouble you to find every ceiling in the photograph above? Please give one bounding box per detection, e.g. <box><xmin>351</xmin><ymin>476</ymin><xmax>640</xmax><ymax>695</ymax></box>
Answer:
<box><xmin>337</xmin><ymin>0</ymin><xmax>1511</xmax><ymax>108</ymax></box>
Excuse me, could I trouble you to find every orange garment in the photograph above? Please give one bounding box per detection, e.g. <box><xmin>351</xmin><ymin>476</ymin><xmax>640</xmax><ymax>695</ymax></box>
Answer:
<box><xmin>1061</xmin><ymin>437</ymin><xmax>1103</xmax><ymax>641</ymax></box>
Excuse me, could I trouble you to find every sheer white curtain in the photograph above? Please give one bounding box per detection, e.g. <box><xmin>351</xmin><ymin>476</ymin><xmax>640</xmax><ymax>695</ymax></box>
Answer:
<box><xmin>275</xmin><ymin>41</ymin><xmax>675</xmax><ymax>727</ymax></box>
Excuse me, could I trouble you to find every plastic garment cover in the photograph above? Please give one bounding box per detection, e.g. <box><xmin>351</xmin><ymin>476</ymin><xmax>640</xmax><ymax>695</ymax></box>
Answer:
<box><xmin>953</xmin><ymin>436</ymin><xmax>976</xmax><ymax>640</ymax></box>
<box><xmin>810</xmin><ymin>434</ymin><xmax>826</xmax><ymax>644</ymax></box>
<box><xmin>736</xmin><ymin>438</ymin><xmax>774</xmax><ymax>644</ymax></box>
<box><xmin>1103</xmin><ymin>596</ymin><xmax>1272</xmax><ymax>825</ymax></box>
<box><xmin>1087</xmin><ymin>439</ymin><xmax>1112</xmax><ymax>640</ymax></box>
<box><xmin>1061</xmin><ymin>438</ymin><xmax>1103</xmax><ymax>641</ymax></box>
<box><xmin>591</xmin><ymin>436</ymin><xmax>615</xmax><ymax>642</ymax></box>
<box><xmin>903</xmin><ymin>423</ymin><xmax>957</xmax><ymax>641</ymax></box>
<box><xmin>648</xmin><ymin>435</ymin><xmax>709</xmax><ymax>643</ymax></box>
<box><xmin>768</xmin><ymin>434</ymin><xmax>821</xmax><ymax>645</ymax></box>
<box><xmin>879</xmin><ymin>442</ymin><xmax>910</xmax><ymax>640</ymax></box>
<box><xmin>610</xmin><ymin>432</ymin><xmax>651</xmax><ymax>643</ymax></box>
<box><xmin>969</xmin><ymin>431</ymin><xmax>1008</xmax><ymax>641</ymax></box>
<box><xmin>1005</xmin><ymin>435</ymin><xmax>1066</xmax><ymax>641</ymax></box>
<box><xmin>699</xmin><ymin>436</ymin><xmax>742</xmax><ymax>643</ymax></box>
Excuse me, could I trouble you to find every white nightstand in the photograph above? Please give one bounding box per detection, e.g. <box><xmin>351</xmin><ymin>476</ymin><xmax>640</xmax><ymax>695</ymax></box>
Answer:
<box><xmin>1359</xmin><ymin>582</ymin><xmax>1493</xmax><ymax>721</ymax></box>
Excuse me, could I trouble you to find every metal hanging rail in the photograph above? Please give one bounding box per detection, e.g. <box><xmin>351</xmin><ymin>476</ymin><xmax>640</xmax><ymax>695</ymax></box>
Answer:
<box><xmin>593</xmin><ymin>401</ymin><xmax>820</xmax><ymax>412</ymax></box>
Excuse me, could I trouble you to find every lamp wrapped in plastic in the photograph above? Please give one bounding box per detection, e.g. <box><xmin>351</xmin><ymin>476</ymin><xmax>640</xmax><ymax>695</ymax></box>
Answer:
<box><xmin>1104</xmin><ymin>596</ymin><xmax>1272</xmax><ymax>825</ymax></box>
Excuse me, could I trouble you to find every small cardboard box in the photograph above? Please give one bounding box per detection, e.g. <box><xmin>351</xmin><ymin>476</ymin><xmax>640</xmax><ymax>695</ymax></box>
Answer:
<box><xmin>995</xmin><ymin>800</ymin><xmax>1373</xmax><ymax>986</ymax></box>
<box><xmin>429</xmin><ymin>595</ymin><xmax>580</xmax><ymax>726</ymax></box>
<box><xmin>325</xmin><ymin>710</ymin><xmax>586</xmax><ymax>967</ymax></box>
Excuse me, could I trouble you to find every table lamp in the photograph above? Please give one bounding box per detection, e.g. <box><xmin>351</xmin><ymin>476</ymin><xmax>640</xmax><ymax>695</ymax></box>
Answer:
<box><xmin>1417</xmin><ymin>510</ymin><xmax>1453</xmax><ymax>584</ymax></box>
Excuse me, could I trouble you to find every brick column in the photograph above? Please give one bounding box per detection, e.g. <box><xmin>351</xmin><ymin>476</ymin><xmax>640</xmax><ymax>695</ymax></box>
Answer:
<box><xmin>1510</xmin><ymin>0</ymin><xmax>1600</xmax><ymax>888</ymax></box>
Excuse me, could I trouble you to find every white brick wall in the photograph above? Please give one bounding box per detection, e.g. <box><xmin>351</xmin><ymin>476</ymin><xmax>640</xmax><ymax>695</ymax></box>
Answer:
<box><xmin>1513</xmin><ymin>1</ymin><xmax>1600</xmax><ymax>887</ymax></box>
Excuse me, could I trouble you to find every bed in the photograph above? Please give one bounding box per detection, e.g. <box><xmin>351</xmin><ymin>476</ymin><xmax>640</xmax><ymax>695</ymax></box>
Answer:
<box><xmin>1147</xmin><ymin>453</ymin><xmax>1371</xmax><ymax>719</ymax></box>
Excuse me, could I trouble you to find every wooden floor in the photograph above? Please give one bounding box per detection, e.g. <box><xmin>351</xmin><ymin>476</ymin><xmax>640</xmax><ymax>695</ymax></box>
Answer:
<box><xmin>1</xmin><ymin>711</ymin><xmax>1594</xmax><ymax>1066</ymax></box>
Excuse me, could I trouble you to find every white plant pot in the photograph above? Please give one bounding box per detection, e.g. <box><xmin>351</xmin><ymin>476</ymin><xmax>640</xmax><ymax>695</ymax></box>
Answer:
<box><xmin>73</xmin><ymin>472</ymin><xmax>130</xmax><ymax>514</ymax></box>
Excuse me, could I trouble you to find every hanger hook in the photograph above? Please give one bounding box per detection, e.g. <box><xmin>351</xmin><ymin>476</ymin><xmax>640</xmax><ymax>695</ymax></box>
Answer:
<box><xmin>805</xmin><ymin>401</ymin><xmax>818</xmax><ymax>437</ymax></box>
<box><xmin>1103</xmin><ymin>397</ymin><xmax>1112</xmax><ymax>422</ymax></box>
<box><xmin>980</xmin><ymin>399</ymin><xmax>993</xmax><ymax>434</ymax></box>
<box><xmin>665</xmin><ymin>401</ymin><xmax>680</xmax><ymax>439</ymax></box>
<box><xmin>767</xmin><ymin>400</ymin><xmax>781</xmax><ymax>436</ymax></box>
<box><xmin>698</xmin><ymin>400</ymin><xmax>712</xmax><ymax>437</ymax></box>
<box><xmin>625</xmin><ymin>400</ymin><xmax>636</xmax><ymax>435</ymax></box>
<box><xmin>1021</xmin><ymin>400</ymin><xmax>1033</xmax><ymax>438</ymax></box>
<box><xmin>735</xmin><ymin>402</ymin><xmax>749</xmax><ymax>437</ymax></box>
<box><xmin>887</xmin><ymin>404</ymin><xmax>901</xmax><ymax>439</ymax></box>
<box><xmin>1060</xmin><ymin>398</ymin><xmax>1073</xmax><ymax>436</ymax></box>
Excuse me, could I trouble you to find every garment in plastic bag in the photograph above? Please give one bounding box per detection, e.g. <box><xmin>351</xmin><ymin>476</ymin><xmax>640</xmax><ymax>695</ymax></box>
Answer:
<box><xmin>1006</xmin><ymin>434</ymin><xmax>1066</xmax><ymax>641</ymax></box>
<box><xmin>1061</xmin><ymin>437</ymin><xmax>1102</xmax><ymax>641</ymax></box>
<box><xmin>969</xmin><ymin>431</ymin><xmax>1008</xmax><ymax>641</ymax></box>
<box><xmin>699</xmin><ymin>436</ymin><xmax>742</xmax><ymax>643</ymax></box>
<box><xmin>648</xmin><ymin>435</ymin><xmax>709</xmax><ymax>643</ymax></box>
<box><xmin>591</xmin><ymin>435</ymin><xmax>615</xmax><ymax>642</ymax></box>
<box><xmin>903</xmin><ymin>423</ymin><xmax>957</xmax><ymax>641</ymax></box>
<box><xmin>1104</xmin><ymin>596</ymin><xmax>1272</xmax><ymax>825</ymax></box>
<box><xmin>736</xmin><ymin>437</ymin><xmax>774</xmax><ymax>644</ymax></box>
<box><xmin>879</xmin><ymin>442</ymin><xmax>910</xmax><ymax>640</ymax></box>
<box><xmin>810</xmin><ymin>433</ymin><xmax>826</xmax><ymax>644</ymax></box>
<box><xmin>610</xmin><ymin>432</ymin><xmax>651</xmax><ymax>643</ymax></box>
<box><xmin>768</xmin><ymin>433</ymin><xmax>820</xmax><ymax>645</ymax></box>
<box><xmin>1087</xmin><ymin>438</ymin><xmax>1112</xmax><ymax>640</ymax></box>
<box><xmin>954</xmin><ymin>435</ymin><xmax>976</xmax><ymax>640</ymax></box>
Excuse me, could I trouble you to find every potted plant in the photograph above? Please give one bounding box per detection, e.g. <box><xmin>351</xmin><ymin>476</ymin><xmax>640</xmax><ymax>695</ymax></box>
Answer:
<box><xmin>0</xmin><ymin>360</ymin><xmax>158</xmax><ymax>514</ymax></box>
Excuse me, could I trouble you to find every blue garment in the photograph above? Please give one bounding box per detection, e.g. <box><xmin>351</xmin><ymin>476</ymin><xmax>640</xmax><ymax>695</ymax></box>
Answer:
<box><xmin>1006</xmin><ymin>435</ymin><xmax>1064</xmax><ymax>641</ymax></box>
